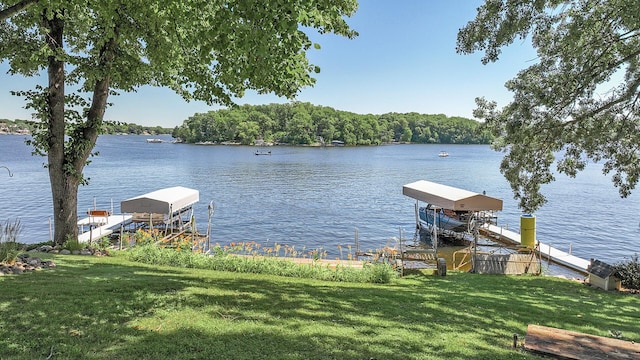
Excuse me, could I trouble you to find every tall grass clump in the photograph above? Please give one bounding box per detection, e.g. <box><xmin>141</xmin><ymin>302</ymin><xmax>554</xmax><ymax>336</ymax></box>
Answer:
<box><xmin>615</xmin><ymin>254</ymin><xmax>640</xmax><ymax>290</ymax></box>
<box><xmin>124</xmin><ymin>244</ymin><xmax>397</xmax><ymax>283</ymax></box>
<box><xmin>0</xmin><ymin>219</ymin><xmax>22</xmax><ymax>263</ymax></box>
<box><xmin>62</xmin><ymin>235</ymin><xmax>84</xmax><ymax>252</ymax></box>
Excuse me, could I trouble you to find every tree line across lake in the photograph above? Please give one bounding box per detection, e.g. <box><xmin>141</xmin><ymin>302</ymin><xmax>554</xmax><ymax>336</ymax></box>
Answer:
<box><xmin>3</xmin><ymin>102</ymin><xmax>491</xmax><ymax>145</ymax></box>
<box><xmin>1</xmin><ymin>118</ymin><xmax>171</xmax><ymax>136</ymax></box>
<box><xmin>171</xmin><ymin>102</ymin><xmax>492</xmax><ymax>145</ymax></box>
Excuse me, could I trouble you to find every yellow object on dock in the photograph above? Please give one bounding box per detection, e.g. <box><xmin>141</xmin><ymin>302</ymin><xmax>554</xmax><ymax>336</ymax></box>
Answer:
<box><xmin>520</xmin><ymin>214</ymin><xmax>536</xmax><ymax>248</ymax></box>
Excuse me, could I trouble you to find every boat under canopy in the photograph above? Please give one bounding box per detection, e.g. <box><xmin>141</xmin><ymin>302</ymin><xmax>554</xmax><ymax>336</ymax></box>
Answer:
<box><xmin>402</xmin><ymin>180</ymin><xmax>503</xmax><ymax>212</ymax></box>
<box><xmin>121</xmin><ymin>186</ymin><xmax>199</xmax><ymax>215</ymax></box>
<box><xmin>402</xmin><ymin>181</ymin><xmax>545</xmax><ymax>275</ymax></box>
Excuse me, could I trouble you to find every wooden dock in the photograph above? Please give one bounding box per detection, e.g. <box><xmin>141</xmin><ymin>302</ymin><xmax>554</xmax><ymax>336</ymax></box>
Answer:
<box><xmin>77</xmin><ymin>214</ymin><xmax>132</xmax><ymax>243</ymax></box>
<box><xmin>524</xmin><ymin>324</ymin><xmax>640</xmax><ymax>359</ymax></box>
<box><xmin>481</xmin><ymin>224</ymin><xmax>590</xmax><ymax>274</ymax></box>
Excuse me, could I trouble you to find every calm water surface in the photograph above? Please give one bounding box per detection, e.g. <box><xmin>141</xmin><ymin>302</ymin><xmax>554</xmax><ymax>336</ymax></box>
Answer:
<box><xmin>0</xmin><ymin>134</ymin><xmax>638</xmax><ymax>268</ymax></box>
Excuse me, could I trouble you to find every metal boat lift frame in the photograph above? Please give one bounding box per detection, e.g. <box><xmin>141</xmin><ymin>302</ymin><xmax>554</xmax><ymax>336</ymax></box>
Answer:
<box><xmin>402</xmin><ymin>180</ymin><xmax>504</xmax><ymax>273</ymax></box>
<box><xmin>120</xmin><ymin>186</ymin><xmax>200</xmax><ymax>236</ymax></box>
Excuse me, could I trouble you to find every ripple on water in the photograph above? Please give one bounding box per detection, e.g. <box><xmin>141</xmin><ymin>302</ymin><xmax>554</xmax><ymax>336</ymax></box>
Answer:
<box><xmin>0</xmin><ymin>136</ymin><xmax>637</xmax><ymax>268</ymax></box>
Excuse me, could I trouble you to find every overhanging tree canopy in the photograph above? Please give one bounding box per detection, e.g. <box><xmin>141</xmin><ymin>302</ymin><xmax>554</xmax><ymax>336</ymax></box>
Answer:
<box><xmin>457</xmin><ymin>0</ymin><xmax>640</xmax><ymax>212</ymax></box>
<box><xmin>0</xmin><ymin>0</ymin><xmax>358</xmax><ymax>244</ymax></box>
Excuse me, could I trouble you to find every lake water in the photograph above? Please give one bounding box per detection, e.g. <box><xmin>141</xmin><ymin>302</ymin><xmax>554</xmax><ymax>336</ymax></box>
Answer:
<box><xmin>0</xmin><ymin>134</ymin><xmax>638</xmax><ymax>270</ymax></box>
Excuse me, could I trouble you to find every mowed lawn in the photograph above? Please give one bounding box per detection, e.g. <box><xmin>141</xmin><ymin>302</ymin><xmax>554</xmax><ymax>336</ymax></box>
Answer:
<box><xmin>0</xmin><ymin>253</ymin><xmax>638</xmax><ymax>359</ymax></box>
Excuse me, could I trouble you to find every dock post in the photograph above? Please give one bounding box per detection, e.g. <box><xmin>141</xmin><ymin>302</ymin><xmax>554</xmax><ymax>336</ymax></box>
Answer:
<box><xmin>472</xmin><ymin>211</ymin><xmax>478</xmax><ymax>273</ymax></box>
<box><xmin>432</xmin><ymin>206</ymin><xmax>438</xmax><ymax>254</ymax></box>
<box><xmin>354</xmin><ymin>227</ymin><xmax>359</xmax><ymax>261</ymax></box>
<box><xmin>207</xmin><ymin>201</ymin><xmax>214</xmax><ymax>253</ymax></box>
<box><xmin>399</xmin><ymin>227</ymin><xmax>404</xmax><ymax>277</ymax></box>
<box><xmin>169</xmin><ymin>204</ymin><xmax>174</xmax><ymax>234</ymax></box>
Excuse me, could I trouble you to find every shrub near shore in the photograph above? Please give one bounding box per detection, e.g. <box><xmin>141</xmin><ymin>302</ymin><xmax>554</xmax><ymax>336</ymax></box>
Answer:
<box><xmin>126</xmin><ymin>243</ymin><xmax>397</xmax><ymax>284</ymax></box>
<box><xmin>615</xmin><ymin>254</ymin><xmax>640</xmax><ymax>290</ymax></box>
<box><xmin>122</xmin><ymin>229</ymin><xmax>398</xmax><ymax>283</ymax></box>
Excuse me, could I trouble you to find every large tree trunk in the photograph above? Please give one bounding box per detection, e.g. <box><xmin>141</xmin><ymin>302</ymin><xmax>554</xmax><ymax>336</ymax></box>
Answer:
<box><xmin>44</xmin><ymin>12</ymin><xmax>78</xmax><ymax>246</ymax></box>
<box><xmin>44</xmin><ymin>10</ymin><xmax>114</xmax><ymax>245</ymax></box>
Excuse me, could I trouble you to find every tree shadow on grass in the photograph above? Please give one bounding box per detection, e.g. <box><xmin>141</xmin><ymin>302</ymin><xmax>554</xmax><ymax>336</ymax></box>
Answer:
<box><xmin>0</xmin><ymin>256</ymin><xmax>637</xmax><ymax>359</ymax></box>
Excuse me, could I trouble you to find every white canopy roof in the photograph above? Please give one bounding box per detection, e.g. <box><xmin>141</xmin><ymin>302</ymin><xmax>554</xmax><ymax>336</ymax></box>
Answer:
<box><xmin>403</xmin><ymin>180</ymin><xmax>503</xmax><ymax>211</ymax></box>
<box><xmin>120</xmin><ymin>186</ymin><xmax>199</xmax><ymax>215</ymax></box>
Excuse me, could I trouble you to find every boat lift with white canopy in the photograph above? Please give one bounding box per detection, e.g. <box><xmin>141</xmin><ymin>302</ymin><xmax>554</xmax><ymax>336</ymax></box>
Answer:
<box><xmin>120</xmin><ymin>186</ymin><xmax>200</xmax><ymax>234</ymax></box>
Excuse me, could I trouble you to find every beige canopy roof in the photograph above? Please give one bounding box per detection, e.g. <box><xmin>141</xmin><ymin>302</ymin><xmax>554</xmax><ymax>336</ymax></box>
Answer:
<box><xmin>120</xmin><ymin>186</ymin><xmax>199</xmax><ymax>215</ymax></box>
<box><xmin>403</xmin><ymin>180</ymin><xmax>503</xmax><ymax>211</ymax></box>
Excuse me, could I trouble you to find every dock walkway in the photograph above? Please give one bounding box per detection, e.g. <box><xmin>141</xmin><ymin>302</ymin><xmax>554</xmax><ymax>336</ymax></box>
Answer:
<box><xmin>481</xmin><ymin>224</ymin><xmax>590</xmax><ymax>274</ymax></box>
<box><xmin>77</xmin><ymin>214</ymin><xmax>132</xmax><ymax>243</ymax></box>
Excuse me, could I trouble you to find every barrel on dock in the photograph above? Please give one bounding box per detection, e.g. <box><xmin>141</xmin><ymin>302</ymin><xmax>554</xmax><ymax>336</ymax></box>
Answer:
<box><xmin>520</xmin><ymin>214</ymin><xmax>536</xmax><ymax>248</ymax></box>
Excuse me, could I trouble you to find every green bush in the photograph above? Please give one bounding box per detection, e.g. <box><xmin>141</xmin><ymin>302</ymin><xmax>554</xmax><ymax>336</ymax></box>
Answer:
<box><xmin>92</xmin><ymin>237</ymin><xmax>113</xmax><ymax>251</ymax></box>
<box><xmin>364</xmin><ymin>262</ymin><xmax>396</xmax><ymax>283</ymax></box>
<box><xmin>124</xmin><ymin>244</ymin><xmax>398</xmax><ymax>284</ymax></box>
<box><xmin>615</xmin><ymin>254</ymin><xmax>640</xmax><ymax>290</ymax></box>
<box><xmin>63</xmin><ymin>236</ymin><xmax>84</xmax><ymax>252</ymax></box>
<box><xmin>0</xmin><ymin>219</ymin><xmax>22</xmax><ymax>263</ymax></box>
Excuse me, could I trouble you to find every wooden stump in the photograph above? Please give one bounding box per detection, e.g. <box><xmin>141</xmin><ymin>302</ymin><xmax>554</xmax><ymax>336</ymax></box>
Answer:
<box><xmin>524</xmin><ymin>324</ymin><xmax>640</xmax><ymax>360</ymax></box>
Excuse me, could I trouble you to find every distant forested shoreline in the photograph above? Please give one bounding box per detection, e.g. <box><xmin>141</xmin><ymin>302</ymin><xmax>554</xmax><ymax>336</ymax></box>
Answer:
<box><xmin>0</xmin><ymin>119</ymin><xmax>171</xmax><ymax>136</ymax></box>
<box><xmin>3</xmin><ymin>102</ymin><xmax>491</xmax><ymax>145</ymax></box>
<box><xmin>172</xmin><ymin>102</ymin><xmax>492</xmax><ymax>145</ymax></box>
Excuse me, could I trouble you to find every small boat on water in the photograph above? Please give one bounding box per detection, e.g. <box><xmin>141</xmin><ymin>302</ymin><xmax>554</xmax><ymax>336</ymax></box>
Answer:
<box><xmin>255</xmin><ymin>150</ymin><xmax>271</xmax><ymax>155</ymax></box>
<box><xmin>438</xmin><ymin>151</ymin><xmax>449</xmax><ymax>157</ymax></box>
<box><xmin>146</xmin><ymin>138</ymin><xmax>163</xmax><ymax>143</ymax></box>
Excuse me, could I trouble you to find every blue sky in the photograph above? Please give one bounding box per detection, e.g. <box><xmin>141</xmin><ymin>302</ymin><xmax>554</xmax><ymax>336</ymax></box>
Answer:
<box><xmin>0</xmin><ymin>1</ymin><xmax>537</xmax><ymax>128</ymax></box>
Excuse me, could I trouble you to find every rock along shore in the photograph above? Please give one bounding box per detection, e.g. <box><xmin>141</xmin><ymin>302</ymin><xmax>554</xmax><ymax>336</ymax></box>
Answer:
<box><xmin>0</xmin><ymin>245</ymin><xmax>109</xmax><ymax>276</ymax></box>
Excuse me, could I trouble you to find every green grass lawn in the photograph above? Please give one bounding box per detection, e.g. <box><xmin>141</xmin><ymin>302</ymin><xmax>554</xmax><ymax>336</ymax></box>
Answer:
<box><xmin>0</xmin><ymin>253</ymin><xmax>638</xmax><ymax>359</ymax></box>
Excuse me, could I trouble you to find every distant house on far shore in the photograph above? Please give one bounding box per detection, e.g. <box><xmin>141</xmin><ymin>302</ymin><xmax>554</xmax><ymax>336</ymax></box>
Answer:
<box><xmin>0</xmin><ymin>123</ymin><xmax>30</xmax><ymax>135</ymax></box>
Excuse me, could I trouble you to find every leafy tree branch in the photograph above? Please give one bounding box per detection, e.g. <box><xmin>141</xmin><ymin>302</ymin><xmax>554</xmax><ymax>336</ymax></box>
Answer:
<box><xmin>1</xmin><ymin>0</ymin><xmax>359</xmax><ymax>245</ymax></box>
<box><xmin>458</xmin><ymin>0</ymin><xmax>640</xmax><ymax>212</ymax></box>
<box><xmin>0</xmin><ymin>0</ymin><xmax>36</xmax><ymax>21</ymax></box>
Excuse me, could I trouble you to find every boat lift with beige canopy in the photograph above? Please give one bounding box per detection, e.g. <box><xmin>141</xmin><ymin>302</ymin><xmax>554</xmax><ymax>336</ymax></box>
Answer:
<box><xmin>403</xmin><ymin>180</ymin><xmax>502</xmax><ymax>239</ymax></box>
<box><xmin>402</xmin><ymin>180</ymin><xmax>504</xmax><ymax>274</ymax></box>
<box><xmin>402</xmin><ymin>180</ymin><xmax>503</xmax><ymax>212</ymax></box>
